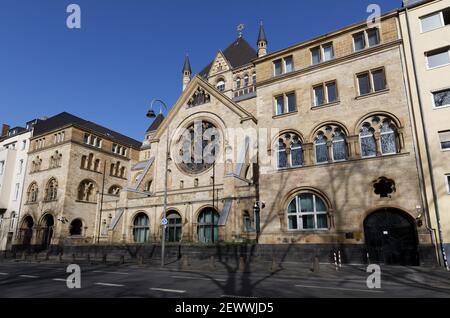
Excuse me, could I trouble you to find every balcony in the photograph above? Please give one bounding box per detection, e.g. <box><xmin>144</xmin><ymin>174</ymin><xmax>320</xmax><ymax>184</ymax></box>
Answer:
<box><xmin>232</xmin><ymin>85</ymin><xmax>257</xmax><ymax>102</ymax></box>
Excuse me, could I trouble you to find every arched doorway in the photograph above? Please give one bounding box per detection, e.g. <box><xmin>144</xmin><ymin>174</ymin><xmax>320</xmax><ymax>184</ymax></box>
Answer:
<box><xmin>41</xmin><ymin>214</ymin><xmax>54</xmax><ymax>249</ymax></box>
<box><xmin>364</xmin><ymin>208</ymin><xmax>419</xmax><ymax>266</ymax></box>
<box><xmin>197</xmin><ymin>208</ymin><xmax>219</xmax><ymax>244</ymax></box>
<box><xmin>20</xmin><ymin>216</ymin><xmax>34</xmax><ymax>246</ymax></box>
<box><xmin>70</xmin><ymin>219</ymin><xmax>83</xmax><ymax>236</ymax></box>
<box><xmin>165</xmin><ymin>211</ymin><xmax>182</xmax><ymax>242</ymax></box>
<box><xmin>133</xmin><ymin>212</ymin><xmax>149</xmax><ymax>243</ymax></box>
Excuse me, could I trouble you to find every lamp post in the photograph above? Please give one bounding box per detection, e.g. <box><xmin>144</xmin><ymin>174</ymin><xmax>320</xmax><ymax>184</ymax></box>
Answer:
<box><xmin>147</xmin><ymin>99</ymin><xmax>169</xmax><ymax>267</ymax></box>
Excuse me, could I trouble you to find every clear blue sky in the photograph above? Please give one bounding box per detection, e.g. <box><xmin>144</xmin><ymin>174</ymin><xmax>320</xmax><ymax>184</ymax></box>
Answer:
<box><xmin>0</xmin><ymin>0</ymin><xmax>402</xmax><ymax>141</ymax></box>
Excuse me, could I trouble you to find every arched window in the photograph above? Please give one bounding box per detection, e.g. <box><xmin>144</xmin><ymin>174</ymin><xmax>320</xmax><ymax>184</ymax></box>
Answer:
<box><xmin>236</xmin><ymin>77</ymin><xmax>241</xmax><ymax>89</ymax></box>
<box><xmin>252</xmin><ymin>72</ymin><xmax>257</xmax><ymax>85</ymax></box>
<box><xmin>287</xmin><ymin>193</ymin><xmax>328</xmax><ymax>230</ymax></box>
<box><xmin>244</xmin><ymin>75</ymin><xmax>249</xmax><ymax>87</ymax></box>
<box><xmin>27</xmin><ymin>182</ymin><xmax>38</xmax><ymax>203</ymax></box>
<box><xmin>45</xmin><ymin>178</ymin><xmax>58</xmax><ymax>201</ymax></box>
<box><xmin>166</xmin><ymin>211</ymin><xmax>182</xmax><ymax>242</ymax></box>
<box><xmin>315</xmin><ymin>132</ymin><xmax>328</xmax><ymax>164</ymax></box>
<box><xmin>216</xmin><ymin>79</ymin><xmax>225</xmax><ymax>92</ymax></box>
<box><xmin>108</xmin><ymin>185</ymin><xmax>122</xmax><ymax>196</ymax></box>
<box><xmin>120</xmin><ymin>166</ymin><xmax>126</xmax><ymax>178</ymax></box>
<box><xmin>359</xmin><ymin>116</ymin><xmax>399</xmax><ymax>158</ymax></box>
<box><xmin>77</xmin><ymin>180</ymin><xmax>97</xmax><ymax>202</ymax></box>
<box><xmin>332</xmin><ymin>128</ymin><xmax>347</xmax><ymax>161</ymax></box>
<box><xmin>314</xmin><ymin>125</ymin><xmax>348</xmax><ymax>164</ymax></box>
<box><xmin>69</xmin><ymin>219</ymin><xmax>83</xmax><ymax>236</ymax></box>
<box><xmin>360</xmin><ymin>123</ymin><xmax>377</xmax><ymax>158</ymax></box>
<box><xmin>133</xmin><ymin>213</ymin><xmax>149</xmax><ymax>243</ymax></box>
<box><xmin>277</xmin><ymin>140</ymin><xmax>288</xmax><ymax>169</ymax></box>
<box><xmin>291</xmin><ymin>136</ymin><xmax>303</xmax><ymax>167</ymax></box>
<box><xmin>380</xmin><ymin>119</ymin><xmax>398</xmax><ymax>155</ymax></box>
<box><xmin>197</xmin><ymin>208</ymin><xmax>219</xmax><ymax>243</ymax></box>
<box><xmin>10</xmin><ymin>212</ymin><xmax>16</xmax><ymax>231</ymax></box>
<box><xmin>81</xmin><ymin>155</ymin><xmax>87</xmax><ymax>169</ymax></box>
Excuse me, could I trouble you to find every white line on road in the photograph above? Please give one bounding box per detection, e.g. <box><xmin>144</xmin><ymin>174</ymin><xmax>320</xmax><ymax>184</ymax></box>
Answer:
<box><xmin>172</xmin><ymin>275</ymin><xmax>226</xmax><ymax>282</ymax></box>
<box><xmin>19</xmin><ymin>275</ymin><xmax>39</xmax><ymax>279</ymax></box>
<box><xmin>52</xmin><ymin>278</ymin><xmax>67</xmax><ymax>282</ymax></box>
<box><xmin>295</xmin><ymin>284</ymin><xmax>384</xmax><ymax>293</ymax></box>
<box><xmin>92</xmin><ymin>270</ymin><xmax>129</xmax><ymax>275</ymax></box>
<box><xmin>95</xmin><ymin>282</ymin><xmax>125</xmax><ymax>287</ymax></box>
<box><xmin>150</xmin><ymin>288</ymin><xmax>186</xmax><ymax>294</ymax></box>
<box><xmin>221</xmin><ymin>295</ymin><xmax>257</xmax><ymax>298</ymax></box>
<box><xmin>0</xmin><ymin>273</ymin><xmax>8</xmax><ymax>276</ymax></box>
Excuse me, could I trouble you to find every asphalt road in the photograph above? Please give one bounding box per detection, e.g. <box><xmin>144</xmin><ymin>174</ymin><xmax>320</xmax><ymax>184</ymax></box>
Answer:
<box><xmin>0</xmin><ymin>262</ymin><xmax>449</xmax><ymax>298</ymax></box>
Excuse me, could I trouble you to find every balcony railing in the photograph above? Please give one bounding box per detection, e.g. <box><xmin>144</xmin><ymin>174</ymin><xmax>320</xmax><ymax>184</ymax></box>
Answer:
<box><xmin>233</xmin><ymin>85</ymin><xmax>257</xmax><ymax>102</ymax></box>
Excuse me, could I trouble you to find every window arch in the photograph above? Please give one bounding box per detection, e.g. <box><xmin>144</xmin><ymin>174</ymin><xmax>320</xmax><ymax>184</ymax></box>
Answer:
<box><xmin>197</xmin><ymin>208</ymin><xmax>219</xmax><ymax>243</ymax></box>
<box><xmin>69</xmin><ymin>219</ymin><xmax>83</xmax><ymax>236</ymax></box>
<box><xmin>359</xmin><ymin>116</ymin><xmax>399</xmax><ymax>158</ymax></box>
<box><xmin>276</xmin><ymin>132</ymin><xmax>303</xmax><ymax>169</ymax></box>
<box><xmin>216</xmin><ymin>79</ymin><xmax>225</xmax><ymax>92</ymax></box>
<box><xmin>133</xmin><ymin>212</ymin><xmax>149</xmax><ymax>243</ymax></box>
<box><xmin>45</xmin><ymin>178</ymin><xmax>58</xmax><ymax>201</ymax></box>
<box><xmin>166</xmin><ymin>211</ymin><xmax>182</xmax><ymax>242</ymax></box>
<box><xmin>77</xmin><ymin>179</ymin><xmax>97</xmax><ymax>202</ymax></box>
<box><xmin>27</xmin><ymin>182</ymin><xmax>38</xmax><ymax>203</ymax></box>
<box><xmin>314</xmin><ymin>125</ymin><xmax>348</xmax><ymax>164</ymax></box>
<box><xmin>252</xmin><ymin>72</ymin><xmax>257</xmax><ymax>85</ymax></box>
<box><xmin>244</xmin><ymin>74</ymin><xmax>249</xmax><ymax>87</ymax></box>
<box><xmin>236</xmin><ymin>77</ymin><xmax>241</xmax><ymax>89</ymax></box>
<box><xmin>108</xmin><ymin>185</ymin><xmax>122</xmax><ymax>196</ymax></box>
<box><xmin>287</xmin><ymin>192</ymin><xmax>328</xmax><ymax>230</ymax></box>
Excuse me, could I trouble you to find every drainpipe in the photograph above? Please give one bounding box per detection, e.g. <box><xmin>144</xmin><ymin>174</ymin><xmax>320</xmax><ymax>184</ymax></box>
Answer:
<box><xmin>404</xmin><ymin>5</ymin><xmax>448</xmax><ymax>270</ymax></box>
<box><xmin>398</xmin><ymin>14</ymin><xmax>440</xmax><ymax>265</ymax></box>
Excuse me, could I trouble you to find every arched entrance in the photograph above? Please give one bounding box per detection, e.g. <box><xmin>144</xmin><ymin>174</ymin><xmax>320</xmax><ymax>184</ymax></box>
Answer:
<box><xmin>364</xmin><ymin>208</ymin><xmax>419</xmax><ymax>266</ymax></box>
<box><xmin>41</xmin><ymin>214</ymin><xmax>54</xmax><ymax>249</ymax></box>
<box><xmin>20</xmin><ymin>216</ymin><xmax>34</xmax><ymax>246</ymax></box>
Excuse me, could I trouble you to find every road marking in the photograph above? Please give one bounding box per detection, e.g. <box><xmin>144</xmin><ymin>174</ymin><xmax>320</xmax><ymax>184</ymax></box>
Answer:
<box><xmin>150</xmin><ymin>288</ymin><xmax>186</xmax><ymax>294</ymax></box>
<box><xmin>92</xmin><ymin>270</ymin><xmax>129</xmax><ymax>275</ymax></box>
<box><xmin>172</xmin><ymin>275</ymin><xmax>226</xmax><ymax>282</ymax></box>
<box><xmin>95</xmin><ymin>282</ymin><xmax>125</xmax><ymax>287</ymax></box>
<box><xmin>19</xmin><ymin>275</ymin><xmax>39</xmax><ymax>279</ymax></box>
<box><xmin>295</xmin><ymin>284</ymin><xmax>384</xmax><ymax>293</ymax></box>
<box><xmin>221</xmin><ymin>295</ymin><xmax>257</xmax><ymax>298</ymax></box>
<box><xmin>52</xmin><ymin>278</ymin><xmax>67</xmax><ymax>282</ymax></box>
<box><xmin>0</xmin><ymin>273</ymin><xmax>8</xmax><ymax>276</ymax></box>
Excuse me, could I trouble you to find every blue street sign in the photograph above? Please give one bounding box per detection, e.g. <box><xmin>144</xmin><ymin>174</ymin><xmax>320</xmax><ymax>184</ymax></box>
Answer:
<box><xmin>161</xmin><ymin>218</ymin><xmax>168</xmax><ymax>226</ymax></box>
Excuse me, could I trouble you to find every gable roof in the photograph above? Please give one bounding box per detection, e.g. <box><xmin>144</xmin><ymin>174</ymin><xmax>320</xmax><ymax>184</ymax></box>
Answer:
<box><xmin>199</xmin><ymin>37</ymin><xmax>257</xmax><ymax>78</ymax></box>
<box><xmin>33</xmin><ymin>112</ymin><xmax>142</xmax><ymax>149</ymax></box>
<box><xmin>146</xmin><ymin>113</ymin><xmax>165</xmax><ymax>133</ymax></box>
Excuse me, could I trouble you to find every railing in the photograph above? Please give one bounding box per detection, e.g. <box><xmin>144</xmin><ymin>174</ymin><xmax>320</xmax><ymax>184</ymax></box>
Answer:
<box><xmin>233</xmin><ymin>85</ymin><xmax>257</xmax><ymax>101</ymax></box>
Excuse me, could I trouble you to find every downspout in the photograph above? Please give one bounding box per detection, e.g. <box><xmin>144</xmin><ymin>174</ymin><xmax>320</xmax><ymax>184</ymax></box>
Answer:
<box><xmin>398</xmin><ymin>13</ymin><xmax>439</xmax><ymax>265</ymax></box>
<box><xmin>404</xmin><ymin>4</ymin><xmax>449</xmax><ymax>270</ymax></box>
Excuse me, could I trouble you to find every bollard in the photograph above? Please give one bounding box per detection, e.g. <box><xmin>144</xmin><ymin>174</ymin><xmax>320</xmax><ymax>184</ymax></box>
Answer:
<box><xmin>312</xmin><ymin>256</ymin><xmax>320</xmax><ymax>273</ymax></box>
<box><xmin>270</xmin><ymin>255</ymin><xmax>280</xmax><ymax>273</ymax></box>
<box><xmin>120</xmin><ymin>255</ymin><xmax>125</xmax><ymax>265</ymax></box>
<box><xmin>45</xmin><ymin>252</ymin><xmax>50</xmax><ymax>261</ymax></box>
<box><xmin>238</xmin><ymin>256</ymin><xmax>246</xmax><ymax>273</ymax></box>
<box><xmin>208</xmin><ymin>256</ymin><xmax>216</xmax><ymax>271</ymax></box>
<box><xmin>102</xmin><ymin>254</ymin><xmax>107</xmax><ymax>264</ymax></box>
<box><xmin>138</xmin><ymin>255</ymin><xmax>144</xmax><ymax>265</ymax></box>
<box><xmin>338</xmin><ymin>250</ymin><xmax>342</xmax><ymax>269</ymax></box>
<box><xmin>181</xmin><ymin>255</ymin><xmax>189</xmax><ymax>270</ymax></box>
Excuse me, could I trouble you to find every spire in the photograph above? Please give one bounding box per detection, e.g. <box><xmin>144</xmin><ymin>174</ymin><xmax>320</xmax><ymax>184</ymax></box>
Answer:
<box><xmin>257</xmin><ymin>21</ymin><xmax>268</xmax><ymax>58</ymax></box>
<box><xmin>258</xmin><ymin>21</ymin><xmax>267</xmax><ymax>44</ymax></box>
<box><xmin>182</xmin><ymin>54</ymin><xmax>192</xmax><ymax>74</ymax></box>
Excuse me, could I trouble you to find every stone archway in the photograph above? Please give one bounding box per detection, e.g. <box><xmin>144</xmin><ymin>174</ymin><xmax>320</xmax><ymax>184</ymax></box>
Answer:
<box><xmin>40</xmin><ymin>214</ymin><xmax>54</xmax><ymax>249</ymax></box>
<box><xmin>20</xmin><ymin>216</ymin><xmax>34</xmax><ymax>246</ymax></box>
<box><xmin>364</xmin><ymin>208</ymin><xmax>419</xmax><ymax>266</ymax></box>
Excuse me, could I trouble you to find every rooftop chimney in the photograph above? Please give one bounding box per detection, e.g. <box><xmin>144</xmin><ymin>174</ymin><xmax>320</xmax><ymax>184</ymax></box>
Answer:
<box><xmin>1</xmin><ymin>124</ymin><xmax>10</xmax><ymax>137</ymax></box>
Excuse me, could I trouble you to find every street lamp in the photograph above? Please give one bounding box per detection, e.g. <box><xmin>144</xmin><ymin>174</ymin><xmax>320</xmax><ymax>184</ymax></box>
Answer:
<box><xmin>147</xmin><ymin>99</ymin><xmax>169</xmax><ymax>267</ymax></box>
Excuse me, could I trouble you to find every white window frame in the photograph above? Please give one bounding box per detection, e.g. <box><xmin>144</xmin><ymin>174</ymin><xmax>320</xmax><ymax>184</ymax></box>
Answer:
<box><xmin>273</xmin><ymin>56</ymin><xmax>294</xmax><ymax>76</ymax></box>
<box><xmin>352</xmin><ymin>28</ymin><xmax>380</xmax><ymax>52</ymax></box>
<box><xmin>426</xmin><ymin>47</ymin><xmax>450</xmax><ymax>70</ymax></box>
<box><xmin>357</xmin><ymin>68</ymin><xmax>386</xmax><ymax>96</ymax></box>
<box><xmin>315</xmin><ymin>138</ymin><xmax>329</xmax><ymax>165</ymax></box>
<box><xmin>380</xmin><ymin>129</ymin><xmax>397</xmax><ymax>156</ymax></box>
<box><xmin>359</xmin><ymin>133</ymin><xmax>377</xmax><ymax>159</ymax></box>
<box><xmin>420</xmin><ymin>10</ymin><xmax>446</xmax><ymax>33</ymax></box>
<box><xmin>287</xmin><ymin>194</ymin><xmax>328</xmax><ymax>231</ymax></box>
<box><xmin>439</xmin><ymin>131</ymin><xmax>450</xmax><ymax>151</ymax></box>
<box><xmin>331</xmin><ymin>137</ymin><xmax>347</xmax><ymax>162</ymax></box>
<box><xmin>431</xmin><ymin>87</ymin><xmax>450</xmax><ymax>109</ymax></box>
<box><xmin>290</xmin><ymin>142</ymin><xmax>303</xmax><ymax>168</ymax></box>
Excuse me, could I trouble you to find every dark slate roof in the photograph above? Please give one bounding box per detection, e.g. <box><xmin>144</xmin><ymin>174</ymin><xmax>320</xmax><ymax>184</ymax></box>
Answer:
<box><xmin>33</xmin><ymin>112</ymin><xmax>142</xmax><ymax>149</ymax></box>
<box><xmin>182</xmin><ymin>55</ymin><xmax>192</xmax><ymax>74</ymax></box>
<box><xmin>258</xmin><ymin>23</ymin><xmax>268</xmax><ymax>43</ymax></box>
<box><xmin>199</xmin><ymin>37</ymin><xmax>257</xmax><ymax>78</ymax></box>
<box><xmin>146</xmin><ymin>113</ymin><xmax>165</xmax><ymax>133</ymax></box>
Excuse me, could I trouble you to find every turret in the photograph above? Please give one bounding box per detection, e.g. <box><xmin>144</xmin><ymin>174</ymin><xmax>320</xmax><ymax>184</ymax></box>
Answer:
<box><xmin>257</xmin><ymin>21</ymin><xmax>268</xmax><ymax>58</ymax></box>
<box><xmin>182</xmin><ymin>54</ymin><xmax>192</xmax><ymax>91</ymax></box>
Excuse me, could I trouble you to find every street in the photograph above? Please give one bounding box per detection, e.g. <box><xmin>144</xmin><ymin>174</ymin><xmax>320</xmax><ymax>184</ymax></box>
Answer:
<box><xmin>0</xmin><ymin>260</ymin><xmax>449</xmax><ymax>298</ymax></box>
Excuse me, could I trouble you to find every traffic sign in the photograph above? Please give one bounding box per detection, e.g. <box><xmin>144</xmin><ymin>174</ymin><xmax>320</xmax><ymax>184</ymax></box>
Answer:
<box><xmin>161</xmin><ymin>218</ymin><xmax>168</xmax><ymax>225</ymax></box>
